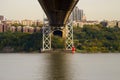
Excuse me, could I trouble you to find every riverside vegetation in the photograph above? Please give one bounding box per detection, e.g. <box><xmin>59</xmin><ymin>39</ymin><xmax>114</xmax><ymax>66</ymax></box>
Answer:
<box><xmin>74</xmin><ymin>24</ymin><xmax>120</xmax><ymax>53</ymax></box>
<box><xmin>0</xmin><ymin>24</ymin><xmax>120</xmax><ymax>53</ymax></box>
<box><xmin>0</xmin><ymin>31</ymin><xmax>42</xmax><ymax>52</ymax></box>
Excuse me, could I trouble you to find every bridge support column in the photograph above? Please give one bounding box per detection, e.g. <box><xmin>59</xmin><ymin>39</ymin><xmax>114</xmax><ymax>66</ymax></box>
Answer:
<box><xmin>42</xmin><ymin>26</ymin><xmax>51</xmax><ymax>51</ymax></box>
<box><xmin>42</xmin><ymin>25</ymin><xmax>73</xmax><ymax>51</ymax></box>
<box><xmin>65</xmin><ymin>24</ymin><xmax>73</xmax><ymax>50</ymax></box>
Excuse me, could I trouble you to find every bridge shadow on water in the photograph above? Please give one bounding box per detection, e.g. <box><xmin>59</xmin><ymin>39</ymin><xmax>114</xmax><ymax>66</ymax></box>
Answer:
<box><xmin>39</xmin><ymin>53</ymin><xmax>75</xmax><ymax>80</ymax></box>
<box><xmin>49</xmin><ymin>53</ymin><xmax>69</xmax><ymax>80</ymax></box>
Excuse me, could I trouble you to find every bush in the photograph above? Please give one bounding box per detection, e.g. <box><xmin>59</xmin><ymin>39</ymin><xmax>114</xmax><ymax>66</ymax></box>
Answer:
<box><xmin>51</xmin><ymin>36</ymin><xmax>65</xmax><ymax>50</ymax></box>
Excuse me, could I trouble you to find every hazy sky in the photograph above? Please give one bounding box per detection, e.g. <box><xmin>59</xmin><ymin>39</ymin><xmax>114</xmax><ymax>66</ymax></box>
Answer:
<box><xmin>0</xmin><ymin>0</ymin><xmax>120</xmax><ymax>21</ymax></box>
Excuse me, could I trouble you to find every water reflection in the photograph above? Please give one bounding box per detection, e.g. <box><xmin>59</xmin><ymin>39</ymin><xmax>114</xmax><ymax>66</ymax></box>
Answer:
<box><xmin>0</xmin><ymin>53</ymin><xmax>120</xmax><ymax>80</ymax></box>
<box><xmin>45</xmin><ymin>53</ymin><xmax>69</xmax><ymax>80</ymax></box>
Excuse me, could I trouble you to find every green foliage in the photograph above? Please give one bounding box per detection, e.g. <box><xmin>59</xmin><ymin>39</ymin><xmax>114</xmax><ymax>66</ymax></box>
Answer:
<box><xmin>51</xmin><ymin>36</ymin><xmax>65</xmax><ymax>50</ymax></box>
<box><xmin>1</xmin><ymin>24</ymin><xmax>120</xmax><ymax>53</ymax></box>
<box><xmin>0</xmin><ymin>31</ymin><xmax>65</xmax><ymax>52</ymax></box>
<box><xmin>0</xmin><ymin>32</ymin><xmax>42</xmax><ymax>52</ymax></box>
<box><xmin>74</xmin><ymin>25</ymin><xmax>120</xmax><ymax>53</ymax></box>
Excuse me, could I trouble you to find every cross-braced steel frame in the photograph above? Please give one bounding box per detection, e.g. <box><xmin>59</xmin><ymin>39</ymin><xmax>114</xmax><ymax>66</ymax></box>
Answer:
<box><xmin>65</xmin><ymin>24</ymin><xmax>73</xmax><ymax>50</ymax></box>
<box><xmin>42</xmin><ymin>26</ymin><xmax>51</xmax><ymax>51</ymax></box>
<box><xmin>42</xmin><ymin>24</ymin><xmax>73</xmax><ymax>51</ymax></box>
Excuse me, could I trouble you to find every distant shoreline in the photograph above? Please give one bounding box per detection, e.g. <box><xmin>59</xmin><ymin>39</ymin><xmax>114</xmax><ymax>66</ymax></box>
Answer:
<box><xmin>0</xmin><ymin>49</ymin><xmax>120</xmax><ymax>54</ymax></box>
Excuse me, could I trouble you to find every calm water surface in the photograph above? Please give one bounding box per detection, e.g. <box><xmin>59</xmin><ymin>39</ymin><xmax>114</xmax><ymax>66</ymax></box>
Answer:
<box><xmin>0</xmin><ymin>53</ymin><xmax>120</xmax><ymax>80</ymax></box>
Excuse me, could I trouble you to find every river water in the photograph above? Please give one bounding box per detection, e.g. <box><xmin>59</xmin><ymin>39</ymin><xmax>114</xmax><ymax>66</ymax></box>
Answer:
<box><xmin>0</xmin><ymin>53</ymin><xmax>120</xmax><ymax>80</ymax></box>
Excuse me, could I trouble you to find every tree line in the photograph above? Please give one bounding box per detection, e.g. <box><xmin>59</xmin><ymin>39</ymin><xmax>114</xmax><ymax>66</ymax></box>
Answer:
<box><xmin>0</xmin><ymin>31</ymin><xmax>65</xmax><ymax>52</ymax></box>
<box><xmin>74</xmin><ymin>24</ymin><xmax>120</xmax><ymax>53</ymax></box>
<box><xmin>0</xmin><ymin>24</ymin><xmax>120</xmax><ymax>53</ymax></box>
<box><xmin>0</xmin><ymin>31</ymin><xmax>42</xmax><ymax>52</ymax></box>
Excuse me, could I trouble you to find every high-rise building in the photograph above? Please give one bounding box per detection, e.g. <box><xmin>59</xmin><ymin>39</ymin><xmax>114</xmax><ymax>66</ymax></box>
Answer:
<box><xmin>118</xmin><ymin>21</ymin><xmax>120</xmax><ymax>28</ymax></box>
<box><xmin>35</xmin><ymin>27</ymin><xmax>41</xmax><ymax>32</ymax></box>
<box><xmin>10</xmin><ymin>26</ymin><xmax>16</xmax><ymax>32</ymax></box>
<box><xmin>0</xmin><ymin>24</ymin><xmax>3</xmax><ymax>32</ymax></box>
<box><xmin>70</xmin><ymin>7</ymin><xmax>84</xmax><ymax>21</ymax></box>
<box><xmin>28</xmin><ymin>27</ymin><xmax>34</xmax><ymax>33</ymax></box>
<box><xmin>0</xmin><ymin>23</ymin><xmax>8</xmax><ymax>32</ymax></box>
<box><xmin>32</xmin><ymin>20</ymin><xmax>43</xmax><ymax>27</ymax></box>
<box><xmin>107</xmin><ymin>21</ymin><xmax>117</xmax><ymax>28</ymax></box>
<box><xmin>21</xmin><ymin>20</ymin><xmax>33</xmax><ymax>26</ymax></box>
<box><xmin>22</xmin><ymin>26</ymin><xmax>29</xmax><ymax>33</ymax></box>
<box><xmin>17</xmin><ymin>26</ymin><xmax>22</xmax><ymax>32</ymax></box>
<box><xmin>0</xmin><ymin>15</ymin><xmax>4</xmax><ymax>21</ymax></box>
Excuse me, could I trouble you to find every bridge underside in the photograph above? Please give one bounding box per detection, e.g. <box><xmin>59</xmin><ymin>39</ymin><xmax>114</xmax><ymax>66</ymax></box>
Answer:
<box><xmin>38</xmin><ymin>0</ymin><xmax>78</xmax><ymax>51</ymax></box>
<box><xmin>53</xmin><ymin>30</ymin><xmax>62</xmax><ymax>37</ymax></box>
<box><xmin>38</xmin><ymin>0</ymin><xmax>79</xmax><ymax>27</ymax></box>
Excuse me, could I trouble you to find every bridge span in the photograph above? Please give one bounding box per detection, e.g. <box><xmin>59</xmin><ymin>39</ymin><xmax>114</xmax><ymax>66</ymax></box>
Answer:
<box><xmin>38</xmin><ymin>0</ymin><xmax>79</xmax><ymax>51</ymax></box>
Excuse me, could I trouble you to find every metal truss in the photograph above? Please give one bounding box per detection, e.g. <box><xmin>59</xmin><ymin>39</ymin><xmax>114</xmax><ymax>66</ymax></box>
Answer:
<box><xmin>42</xmin><ymin>23</ymin><xmax>73</xmax><ymax>51</ymax></box>
<box><xmin>42</xmin><ymin>26</ymin><xmax>51</xmax><ymax>51</ymax></box>
<box><xmin>65</xmin><ymin>24</ymin><xmax>73</xmax><ymax>50</ymax></box>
